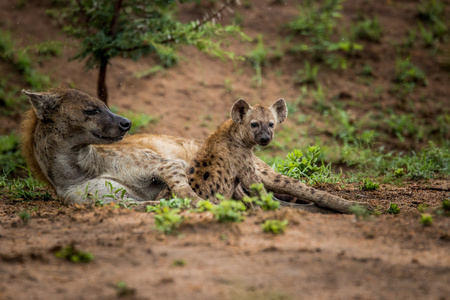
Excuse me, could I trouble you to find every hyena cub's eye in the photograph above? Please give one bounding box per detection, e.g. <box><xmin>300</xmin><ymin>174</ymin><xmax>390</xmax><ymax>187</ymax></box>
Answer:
<box><xmin>251</xmin><ymin>122</ymin><xmax>258</xmax><ymax>128</ymax></box>
<box><xmin>269</xmin><ymin>122</ymin><xmax>274</xmax><ymax>128</ymax></box>
<box><xmin>84</xmin><ymin>108</ymin><xmax>100</xmax><ymax>116</ymax></box>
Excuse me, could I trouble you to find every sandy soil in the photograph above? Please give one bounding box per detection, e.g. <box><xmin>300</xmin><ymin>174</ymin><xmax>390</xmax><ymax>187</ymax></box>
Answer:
<box><xmin>0</xmin><ymin>0</ymin><xmax>449</xmax><ymax>299</ymax></box>
<box><xmin>1</xmin><ymin>181</ymin><xmax>449</xmax><ymax>300</ymax></box>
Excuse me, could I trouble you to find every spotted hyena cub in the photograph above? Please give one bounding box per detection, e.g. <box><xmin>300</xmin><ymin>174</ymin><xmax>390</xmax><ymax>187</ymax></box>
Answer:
<box><xmin>187</xmin><ymin>98</ymin><xmax>287</xmax><ymax>203</ymax></box>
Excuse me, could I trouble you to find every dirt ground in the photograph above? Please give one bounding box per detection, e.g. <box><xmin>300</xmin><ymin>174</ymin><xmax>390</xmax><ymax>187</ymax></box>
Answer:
<box><xmin>0</xmin><ymin>181</ymin><xmax>449</xmax><ymax>300</ymax></box>
<box><xmin>0</xmin><ymin>0</ymin><xmax>450</xmax><ymax>299</ymax></box>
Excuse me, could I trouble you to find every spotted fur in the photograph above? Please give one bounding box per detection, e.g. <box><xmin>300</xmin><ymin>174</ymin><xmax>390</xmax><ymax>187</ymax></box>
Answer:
<box><xmin>187</xmin><ymin>99</ymin><xmax>287</xmax><ymax>203</ymax></box>
<box><xmin>21</xmin><ymin>88</ymin><xmax>365</xmax><ymax>213</ymax></box>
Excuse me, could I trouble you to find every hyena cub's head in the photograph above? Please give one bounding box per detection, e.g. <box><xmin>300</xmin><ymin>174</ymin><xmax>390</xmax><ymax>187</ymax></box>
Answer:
<box><xmin>23</xmin><ymin>88</ymin><xmax>131</xmax><ymax>145</ymax></box>
<box><xmin>231</xmin><ymin>98</ymin><xmax>287</xmax><ymax>147</ymax></box>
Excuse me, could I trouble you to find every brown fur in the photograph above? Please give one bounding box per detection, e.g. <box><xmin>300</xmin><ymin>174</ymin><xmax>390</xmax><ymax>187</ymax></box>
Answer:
<box><xmin>21</xmin><ymin>110</ymin><xmax>53</xmax><ymax>188</ymax></box>
<box><xmin>187</xmin><ymin>99</ymin><xmax>285</xmax><ymax>203</ymax></box>
<box><xmin>21</xmin><ymin>88</ymin><xmax>365</xmax><ymax>213</ymax></box>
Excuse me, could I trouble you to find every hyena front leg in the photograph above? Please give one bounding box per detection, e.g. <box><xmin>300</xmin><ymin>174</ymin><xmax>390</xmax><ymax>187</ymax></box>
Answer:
<box><xmin>152</xmin><ymin>157</ymin><xmax>203</xmax><ymax>205</ymax></box>
<box><xmin>253</xmin><ymin>157</ymin><xmax>366</xmax><ymax>214</ymax></box>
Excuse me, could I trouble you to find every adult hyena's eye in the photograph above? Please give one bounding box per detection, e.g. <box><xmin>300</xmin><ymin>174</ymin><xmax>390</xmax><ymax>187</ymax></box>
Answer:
<box><xmin>269</xmin><ymin>122</ymin><xmax>274</xmax><ymax>128</ymax></box>
<box><xmin>84</xmin><ymin>108</ymin><xmax>100</xmax><ymax>116</ymax></box>
<box><xmin>251</xmin><ymin>122</ymin><xmax>258</xmax><ymax>128</ymax></box>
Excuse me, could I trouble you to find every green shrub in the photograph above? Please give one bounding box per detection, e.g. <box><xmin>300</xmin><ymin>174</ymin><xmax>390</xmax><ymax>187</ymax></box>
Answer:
<box><xmin>3</xmin><ymin>175</ymin><xmax>51</xmax><ymax>201</ymax></box>
<box><xmin>262</xmin><ymin>219</ymin><xmax>288</xmax><ymax>234</ymax></box>
<box><xmin>243</xmin><ymin>183</ymin><xmax>280</xmax><ymax>211</ymax></box>
<box><xmin>247</xmin><ymin>34</ymin><xmax>269</xmax><ymax>87</ymax></box>
<box><xmin>360</xmin><ymin>178</ymin><xmax>380</xmax><ymax>191</ymax></box>
<box><xmin>419</xmin><ymin>213</ymin><xmax>433</xmax><ymax>226</ymax></box>
<box><xmin>17</xmin><ymin>209</ymin><xmax>31</xmax><ymax>225</ymax></box>
<box><xmin>387</xmin><ymin>203</ymin><xmax>400</xmax><ymax>214</ymax></box>
<box><xmin>55</xmin><ymin>245</ymin><xmax>94</xmax><ymax>263</ymax></box>
<box><xmin>289</xmin><ymin>0</ymin><xmax>362</xmax><ymax>68</ymax></box>
<box><xmin>109</xmin><ymin>108</ymin><xmax>157</xmax><ymax>135</ymax></box>
<box><xmin>349</xmin><ymin>204</ymin><xmax>372</xmax><ymax>220</ymax></box>
<box><xmin>210</xmin><ymin>196</ymin><xmax>246</xmax><ymax>223</ymax></box>
<box><xmin>394</xmin><ymin>58</ymin><xmax>427</xmax><ymax>93</ymax></box>
<box><xmin>275</xmin><ymin>146</ymin><xmax>341</xmax><ymax>185</ymax></box>
<box><xmin>352</xmin><ymin>17</ymin><xmax>383</xmax><ymax>42</ymax></box>
<box><xmin>153</xmin><ymin>207</ymin><xmax>183</xmax><ymax>234</ymax></box>
<box><xmin>0</xmin><ymin>134</ymin><xmax>25</xmax><ymax>175</ymax></box>
<box><xmin>146</xmin><ymin>195</ymin><xmax>191</xmax><ymax>212</ymax></box>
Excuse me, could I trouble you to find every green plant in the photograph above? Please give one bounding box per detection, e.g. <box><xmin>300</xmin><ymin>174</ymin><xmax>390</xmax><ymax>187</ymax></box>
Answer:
<box><xmin>275</xmin><ymin>146</ymin><xmax>341</xmax><ymax>185</ymax></box>
<box><xmin>17</xmin><ymin>209</ymin><xmax>31</xmax><ymax>225</ymax></box>
<box><xmin>439</xmin><ymin>199</ymin><xmax>450</xmax><ymax>216</ymax></box>
<box><xmin>0</xmin><ymin>29</ymin><xmax>51</xmax><ymax>90</ymax></box>
<box><xmin>417</xmin><ymin>203</ymin><xmax>428</xmax><ymax>213</ymax></box>
<box><xmin>54</xmin><ymin>245</ymin><xmax>94</xmax><ymax>263</ymax></box>
<box><xmin>173</xmin><ymin>259</ymin><xmax>186</xmax><ymax>267</ymax></box>
<box><xmin>289</xmin><ymin>0</ymin><xmax>362</xmax><ymax>68</ymax></box>
<box><xmin>394</xmin><ymin>168</ymin><xmax>404</xmax><ymax>177</ymax></box>
<box><xmin>134</xmin><ymin>65</ymin><xmax>164</xmax><ymax>79</ymax></box>
<box><xmin>3</xmin><ymin>175</ymin><xmax>51</xmax><ymax>201</ymax></box>
<box><xmin>341</xmin><ymin>142</ymin><xmax>450</xmax><ymax>181</ymax></box>
<box><xmin>0</xmin><ymin>134</ymin><xmax>25</xmax><ymax>175</ymax></box>
<box><xmin>247</xmin><ymin>34</ymin><xmax>269</xmax><ymax>87</ymax></box>
<box><xmin>146</xmin><ymin>195</ymin><xmax>191</xmax><ymax>212</ymax></box>
<box><xmin>387</xmin><ymin>202</ymin><xmax>400</xmax><ymax>214</ymax></box>
<box><xmin>351</xmin><ymin>17</ymin><xmax>383</xmax><ymax>42</ymax></box>
<box><xmin>102</xmin><ymin>181</ymin><xmax>137</xmax><ymax>208</ymax></box>
<box><xmin>295</xmin><ymin>61</ymin><xmax>319</xmax><ymax>85</ymax></box>
<box><xmin>418</xmin><ymin>22</ymin><xmax>435</xmax><ymax>47</ymax></box>
<box><xmin>310</xmin><ymin>84</ymin><xmax>332</xmax><ymax>114</ymax></box>
<box><xmin>419</xmin><ymin>213</ymin><xmax>433</xmax><ymax>226</ymax></box>
<box><xmin>153</xmin><ymin>207</ymin><xmax>183</xmax><ymax>234</ymax></box>
<box><xmin>109</xmin><ymin>107</ymin><xmax>157</xmax><ymax>134</ymax></box>
<box><xmin>224</xmin><ymin>78</ymin><xmax>233</xmax><ymax>93</ymax></box>
<box><xmin>362</xmin><ymin>63</ymin><xmax>374</xmax><ymax>77</ymax></box>
<box><xmin>442</xmin><ymin>199</ymin><xmax>450</xmax><ymax>211</ymax></box>
<box><xmin>114</xmin><ymin>281</ymin><xmax>136</xmax><ymax>297</ymax></box>
<box><xmin>417</xmin><ymin>0</ymin><xmax>447</xmax><ymax>42</ymax></box>
<box><xmin>0</xmin><ymin>29</ymin><xmax>15</xmax><ymax>59</ymax></box>
<box><xmin>195</xmin><ymin>199</ymin><xmax>215</xmax><ymax>212</ymax></box>
<box><xmin>242</xmin><ymin>183</ymin><xmax>280</xmax><ymax>211</ymax></box>
<box><xmin>360</xmin><ymin>178</ymin><xmax>380</xmax><ymax>191</ymax></box>
<box><xmin>262</xmin><ymin>219</ymin><xmax>288</xmax><ymax>234</ymax></box>
<box><xmin>394</xmin><ymin>58</ymin><xmax>427</xmax><ymax>93</ymax></box>
<box><xmin>397</xmin><ymin>143</ymin><xmax>450</xmax><ymax>180</ymax></box>
<box><xmin>349</xmin><ymin>204</ymin><xmax>371</xmax><ymax>220</ymax></box>
<box><xmin>78</xmin><ymin>181</ymin><xmax>136</xmax><ymax>208</ymax></box>
<box><xmin>26</xmin><ymin>41</ymin><xmax>63</xmax><ymax>57</ymax></box>
<box><xmin>49</xmin><ymin>0</ymin><xmax>246</xmax><ymax>104</ymax></box>
<box><xmin>210</xmin><ymin>196</ymin><xmax>246</xmax><ymax>223</ymax></box>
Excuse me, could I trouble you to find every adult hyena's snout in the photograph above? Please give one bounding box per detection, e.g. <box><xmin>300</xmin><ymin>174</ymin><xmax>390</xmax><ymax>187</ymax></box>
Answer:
<box><xmin>116</xmin><ymin>115</ymin><xmax>132</xmax><ymax>132</ymax></box>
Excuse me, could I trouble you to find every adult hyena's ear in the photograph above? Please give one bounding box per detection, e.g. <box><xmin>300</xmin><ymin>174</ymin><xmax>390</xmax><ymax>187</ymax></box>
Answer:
<box><xmin>231</xmin><ymin>99</ymin><xmax>252</xmax><ymax>124</ymax></box>
<box><xmin>23</xmin><ymin>90</ymin><xmax>59</xmax><ymax>120</ymax></box>
<box><xmin>270</xmin><ymin>98</ymin><xmax>287</xmax><ymax>124</ymax></box>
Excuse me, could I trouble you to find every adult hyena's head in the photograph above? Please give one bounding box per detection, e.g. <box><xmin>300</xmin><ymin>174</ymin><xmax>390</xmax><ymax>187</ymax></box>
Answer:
<box><xmin>23</xmin><ymin>88</ymin><xmax>131</xmax><ymax>145</ymax></box>
<box><xmin>230</xmin><ymin>98</ymin><xmax>287</xmax><ymax>147</ymax></box>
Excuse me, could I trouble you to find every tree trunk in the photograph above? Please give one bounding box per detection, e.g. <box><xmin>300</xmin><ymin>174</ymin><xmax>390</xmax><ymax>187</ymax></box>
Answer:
<box><xmin>97</xmin><ymin>59</ymin><xmax>108</xmax><ymax>105</ymax></box>
<box><xmin>96</xmin><ymin>0</ymin><xmax>123</xmax><ymax>105</ymax></box>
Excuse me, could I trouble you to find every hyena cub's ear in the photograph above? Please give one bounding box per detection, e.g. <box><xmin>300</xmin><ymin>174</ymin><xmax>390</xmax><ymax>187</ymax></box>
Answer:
<box><xmin>23</xmin><ymin>90</ymin><xmax>59</xmax><ymax>120</ymax></box>
<box><xmin>231</xmin><ymin>99</ymin><xmax>252</xmax><ymax>124</ymax></box>
<box><xmin>270</xmin><ymin>98</ymin><xmax>288</xmax><ymax>124</ymax></box>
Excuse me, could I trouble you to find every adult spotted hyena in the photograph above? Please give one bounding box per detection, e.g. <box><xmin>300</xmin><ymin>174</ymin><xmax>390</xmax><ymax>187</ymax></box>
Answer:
<box><xmin>21</xmin><ymin>88</ymin><xmax>361</xmax><ymax>213</ymax></box>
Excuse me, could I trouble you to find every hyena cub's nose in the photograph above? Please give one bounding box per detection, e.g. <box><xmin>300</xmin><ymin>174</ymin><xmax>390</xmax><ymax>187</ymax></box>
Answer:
<box><xmin>118</xmin><ymin>117</ymin><xmax>132</xmax><ymax>132</ymax></box>
<box><xmin>260</xmin><ymin>136</ymin><xmax>271</xmax><ymax>145</ymax></box>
